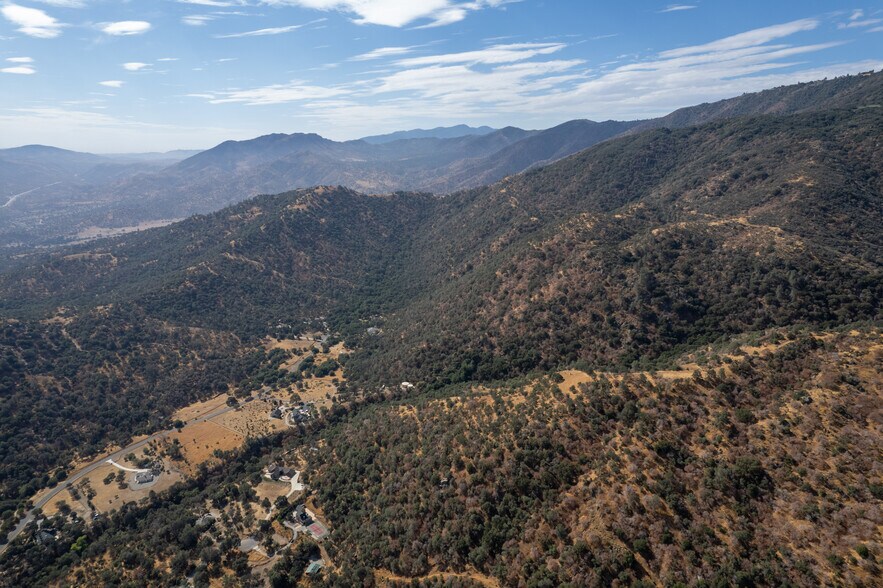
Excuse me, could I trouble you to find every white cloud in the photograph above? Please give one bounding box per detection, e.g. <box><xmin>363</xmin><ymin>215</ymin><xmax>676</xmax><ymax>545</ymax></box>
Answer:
<box><xmin>215</xmin><ymin>18</ymin><xmax>325</xmax><ymax>37</ymax></box>
<box><xmin>182</xmin><ymin>15</ymin><xmax>215</xmax><ymax>26</ymax></box>
<box><xmin>395</xmin><ymin>42</ymin><xmax>566</xmax><ymax>67</ymax></box>
<box><xmin>204</xmin><ymin>80</ymin><xmax>349</xmax><ymax>104</ymax></box>
<box><xmin>261</xmin><ymin>0</ymin><xmax>515</xmax><ymax>28</ymax></box>
<box><xmin>660</xmin><ymin>18</ymin><xmax>819</xmax><ymax>58</ymax></box>
<box><xmin>1</xmin><ymin>3</ymin><xmax>64</xmax><ymax>38</ymax></box>
<box><xmin>99</xmin><ymin>80</ymin><xmax>124</xmax><ymax>88</ymax></box>
<box><xmin>101</xmin><ymin>21</ymin><xmax>152</xmax><ymax>36</ymax></box>
<box><xmin>6</xmin><ymin>56</ymin><xmax>33</xmax><ymax>63</ymax></box>
<box><xmin>350</xmin><ymin>45</ymin><xmax>417</xmax><ymax>61</ymax></box>
<box><xmin>177</xmin><ymin>0</ymin><xmax>246</xmax><ymax>6</ymax></box>
<box><xmin>31</xmin><ymin>0</ymin><xmax>85</xmax><ymax>7</ymax></box>
<box><xmin>1</xmin><ymin>65</ymin><xmax>35</xmax><ymax>74</ymax></box>
<box><xmin>122</xmin><ymin>62</ymin><xmax>150</xmax><ymax>71</ymax></box>
<box><xmin>658</xmin><ymin>4</ymin><xmax>696</xmax><ymax>13</ymax></box>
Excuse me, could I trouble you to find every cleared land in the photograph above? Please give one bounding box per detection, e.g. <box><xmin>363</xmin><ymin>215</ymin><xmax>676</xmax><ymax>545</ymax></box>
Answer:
<box><xmin>212</xmin><ymin>399</ymin><xmax>287</xmax><ymax>438</ymax></box>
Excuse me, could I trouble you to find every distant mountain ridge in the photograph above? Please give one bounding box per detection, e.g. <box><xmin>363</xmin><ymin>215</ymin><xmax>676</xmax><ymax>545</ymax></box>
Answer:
<box><xmin>360</xmin><ymin>124</ymin><xmax>498</xmax><ymax>144</ymax></box>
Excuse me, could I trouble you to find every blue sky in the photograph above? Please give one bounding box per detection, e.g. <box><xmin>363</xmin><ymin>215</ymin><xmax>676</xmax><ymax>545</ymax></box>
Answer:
<box><xmin>1</xmin><ymin>0</ymin><xmax>881</xmax><ymax>152</ymax></box>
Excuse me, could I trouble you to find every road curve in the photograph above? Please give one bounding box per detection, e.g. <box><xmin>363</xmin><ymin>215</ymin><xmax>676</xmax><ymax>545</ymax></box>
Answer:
<box><xmin>0</xmin><ymin>400</ymin><xmax>237</xmax><ymax>557</ymax></box>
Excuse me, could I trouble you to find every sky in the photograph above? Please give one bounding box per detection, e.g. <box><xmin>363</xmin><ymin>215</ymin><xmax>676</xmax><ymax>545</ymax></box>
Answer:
<box><xmin>0</xmin><ymin>1</ymin><xmax>881</xmax><ymax>153</ymax></box>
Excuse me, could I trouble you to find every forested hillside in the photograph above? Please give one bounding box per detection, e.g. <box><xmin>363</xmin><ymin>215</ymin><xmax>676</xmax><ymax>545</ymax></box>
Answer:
<box><xmin>3</xmin><ymin>328</ymin><xmax>879</xmax><ymax>587</ymax></box>
<box><xmin>341</xmin><ymin>105</ymin><xmax>882</xmax><ymax>387</ymax></box>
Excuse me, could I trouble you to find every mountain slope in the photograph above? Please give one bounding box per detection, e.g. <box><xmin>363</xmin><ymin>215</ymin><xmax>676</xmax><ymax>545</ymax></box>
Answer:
<box><xmin>633</xmin><ymin>70</ymin><xmax>883</xmax><ymax>132</ymax></box>
<box><xmin>340</xmin><ymin>105</ymin><xmax>882</xmax><ymax>387</ymax></box>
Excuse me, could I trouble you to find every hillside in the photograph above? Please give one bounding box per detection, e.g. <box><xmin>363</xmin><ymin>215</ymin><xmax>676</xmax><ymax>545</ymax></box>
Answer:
<box><xmin>2</xmin><ymin>327</ymin><xmax>879</xmax><ymax>587</ymax></box>
<box><xmin>632</xmin><ymin>70</ymin><xmax>883</xmax><ymax>132</ymax></box>
<box><xmin>340</xmin><ymin>104</ymin><xmax>882</xmax><ymax>388</ymax></box>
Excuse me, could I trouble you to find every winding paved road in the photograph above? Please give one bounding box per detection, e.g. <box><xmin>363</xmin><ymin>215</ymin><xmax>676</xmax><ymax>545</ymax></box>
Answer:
<box><xmin>0</xmin><ymin>400</ymin><xmax>238</xmax><ymax>557</ymax></box>
<box><xmin>2</xmin><ymin>181</ymin><xmax>62</xmax><ymax>208</ymax></box>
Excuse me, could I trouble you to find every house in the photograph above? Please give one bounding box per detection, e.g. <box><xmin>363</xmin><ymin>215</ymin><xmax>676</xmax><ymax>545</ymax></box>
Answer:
<box><xmin>294</xmin><ymin>504</ymin><xmax>313</xmax><ymax>526</ymax></box>
<box><xmin>305</xmin><ymin>559</ymin><xmax>325</xmax><ymax>575</ymax></box>
<box><xmin>367</xmin><ymin>327</ymin><xmax>381</xmax><ymax>336</ymax></box>
<box><xmin>135</xmin><ymin>472</ymin><xmax>154</xmax><ymax>484</ymax></box>
<box><xmin>268</xmin><ymin>464</ymin><xmax>295</xmax><ymax>481</ymax></box>
<box><xmin>270</xmin><ymin>408</ymin><xmax>282</xmax><ymax>419</ymax></box>
<box><xmin>36</xmin><ymin>530</ymin><xmax>56</xmax><ymax>544</ymax></box>
<box><xmin>196</xmin><ymin>513</ymin><xmax>216</xmax><ymax>529</ymax></box>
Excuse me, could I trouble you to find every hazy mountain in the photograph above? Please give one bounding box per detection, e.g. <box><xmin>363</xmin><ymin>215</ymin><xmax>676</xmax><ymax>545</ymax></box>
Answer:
<box><xmin>360</xmin><ymin>124</ymin><xmax>498</xmax><ymax>144</ymax></box>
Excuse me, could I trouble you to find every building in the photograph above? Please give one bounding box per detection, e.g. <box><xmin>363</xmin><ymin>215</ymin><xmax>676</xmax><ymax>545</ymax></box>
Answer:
<box><xmin>196</xmin><ymin>513</ymin><xmax>216</xmax><ymax>529</ymax></box>
<box><xmin>306</xmin><ymin>559</ymin><xmax>325</xmax><ymax>575</ymax></box>
<box><xmin>135</xmin><ymin>472</ymin><xmax>154</xmax><ymax>485</ymax></box>
<box><xmin>267</xmin><ymin>463</ymin><xmax>296</xmax><ymax>481</ymax></box>
<box><xmin>294</xmin><ymin>504</ymin><xmax>313</xmax><ymax>526</ymax></box>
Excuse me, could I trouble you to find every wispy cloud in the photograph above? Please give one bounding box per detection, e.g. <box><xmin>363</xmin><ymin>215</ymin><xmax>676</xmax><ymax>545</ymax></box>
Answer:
<box><xmin>658</xmin><ymin>4</ymin><xmax>697</xmax><ymax>13</ymax></box>
<box><xmin>99</xmin><ymin>80</ymin><xmax>124</xmax><ymax>88</ymax></box>
<box><xmin>214</xmin><ymin>18</ymin><xmax>325</xmax><ymax>38</ymax></box>
<box><xmin>204</xmin><ymin>80</ymin><xmax>349</xmax><ymax>105</ymax></box>
<box><xmin>122</xmin><ymin>62</ymin><xmax>150</xmax><ymax>71</ymax></box>
<box><xmin>1</xmin><ymin>65</ymin><xmax>35</xmax><ymax>74</ymax></box>
<box><xmin>177</xmin><ymin>0</ymin><xmax>247</xmax><ymax>6</ymax></box>
<box><xmin>182</xmin><ymin>15</ymin><xmax>216</xmax><ymax>26</ymax></box>
<box><xmin>350</xmin><ymin>45</ymin><xmax>417</xmax><ymax>61</ymax></box>
<box><xmin>101</xmin><ymin>21</ymin><xmax>152</xmax><ymax>36</ymax></box>
<box><xmin>261</xmin><ymin>0</ymin><xmax>516</xmax><ymax>28</ymax></box>
<box><xmin>3</xmin><ymin>55</ymin><xmax>35</xmax><ymax>74</ymax></box>
<box><xmin>838</xmin><ymin>9</ymin><xmax>881</xmax><ymax>30</ymax></box>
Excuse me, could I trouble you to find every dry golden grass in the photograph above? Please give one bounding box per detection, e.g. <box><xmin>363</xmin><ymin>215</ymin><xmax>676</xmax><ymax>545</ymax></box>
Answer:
<box><xmin>212</xmin><ymin>399</ymin><xmax>287</xmax><ymax>438</ymax></box>
<box><xmin>255</xmin><ymin>480</ymin><xmax>290</xmax><ymax>504</ymax></box>
<box><xmin>165</xmin><ymin>421</ymin><xmax>243</xmax><ymax>475</ymax></box>
<box><xmin>43</xmin><ymin>462</ymin><xmax>184</xmax><ymax>517</ymax></box>
<box><xmin>264</xmin><ymin>337</ymin><xmax>315</xmax><ymax>353</ymax></box>
<box><xmin>172</xmin><ymin>392</ymin><xmax>228</xmax><ymax>422</ymax></box>
<box><xmin>374</xmin><ymin>567</ymin><xmax>500</xmax><ymax>587</ymax></box>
